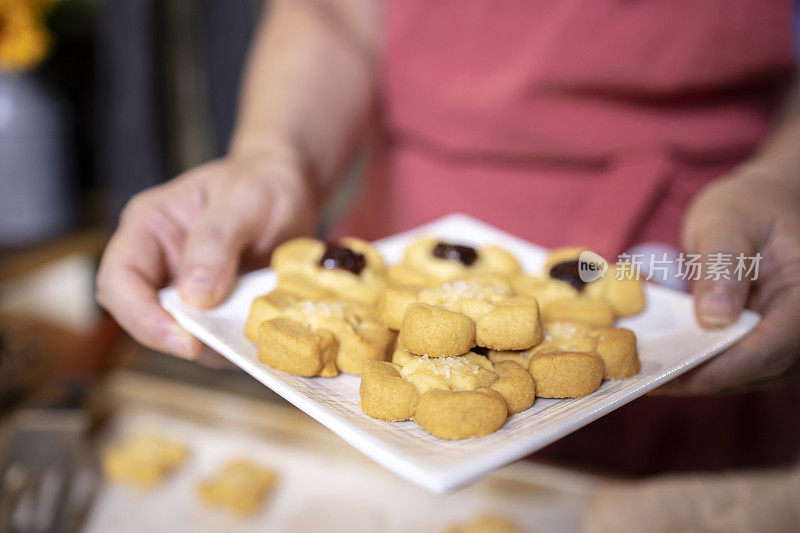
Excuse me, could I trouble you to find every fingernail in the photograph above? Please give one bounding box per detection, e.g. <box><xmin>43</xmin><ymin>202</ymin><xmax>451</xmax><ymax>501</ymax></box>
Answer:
<box><xmin>165</xmin><ymin>327</ymin><xmax>197</xmax><ymax>359</ymax></box>
<box><xmin>180</xmin><ymin>266</ymin><xmax>215</xmax><ymax>305</ymax></box>
<box><xmin>698</xmin><ymin>291</ymin><xmax>737</xmax><ymax>327</ymax></box>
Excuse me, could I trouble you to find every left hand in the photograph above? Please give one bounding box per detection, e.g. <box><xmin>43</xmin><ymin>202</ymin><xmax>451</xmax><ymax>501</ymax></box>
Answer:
<box><xmin>661</xmin><ymin>169</ymin><xmax>800</xmax><ymax>394</ymax></box>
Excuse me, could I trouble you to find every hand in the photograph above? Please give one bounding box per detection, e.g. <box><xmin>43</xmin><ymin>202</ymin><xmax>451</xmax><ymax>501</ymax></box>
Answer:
<box><xmin>96</xmin><ymin>151</ymin><xmax>313</xmax><ymax>359</ymax></box>
<box><xmin>663</xmin><ymin>170</ymin><xmax>800</xmax><ymax>394</ymax></box>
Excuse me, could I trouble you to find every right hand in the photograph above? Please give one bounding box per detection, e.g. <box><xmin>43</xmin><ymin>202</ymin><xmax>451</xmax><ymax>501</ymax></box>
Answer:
<box><xmin>96</xmin><ymin>151</ymin><xmax>313</xmax><ymax>359</ymax></box>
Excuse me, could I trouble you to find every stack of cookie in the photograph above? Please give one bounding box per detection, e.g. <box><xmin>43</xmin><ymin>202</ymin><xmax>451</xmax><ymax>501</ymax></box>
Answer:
<box><xmin>359</xmin><ymin>239</ymin><xmax>643</xmax><ymax>440</ymax></box>
<box><xmin>244</xmin><ymin>235</ymin><xmax>645</xmax><ymax>441</ymax></box>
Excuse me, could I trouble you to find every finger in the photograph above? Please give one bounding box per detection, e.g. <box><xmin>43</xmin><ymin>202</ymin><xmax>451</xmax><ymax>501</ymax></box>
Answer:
<box><xmin>656</xmin><ymin>286</ymin><xmax>800</xmax><ymax>395</ymax></box>
<box><xmin>97</xmin><ymin>223</ymin><xmax>201</xmax><ymax>359</ymax></box>
<box><xmin>141</xmin><ymin>203</ymin><xmax>186</xmax><ymax>278</ymax></box>
<box><xmin>177</xmin><ymin>180</ymin><xmax>265</xmax><ymax>308</ymax></box>
<box><xmin>105</xmin><ymin>268</ymin><xmax>202</xmax><ymax>359</ymax></box>
<box><xmin>682</xmin><ymin>208</ymin><xmax>756</xmax><ymax>328</ymax></box>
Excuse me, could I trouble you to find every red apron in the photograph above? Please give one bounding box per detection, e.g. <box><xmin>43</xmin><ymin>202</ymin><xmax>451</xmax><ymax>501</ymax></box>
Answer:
<box><xmin>342</xmin><ymin>0</ymin><xmax>792</xmax><ymax>254</ymax></box>
<box><xmin>337</xmin><ymin>0</ymin><xmax>799</xmax><ymax>473</ymax></box>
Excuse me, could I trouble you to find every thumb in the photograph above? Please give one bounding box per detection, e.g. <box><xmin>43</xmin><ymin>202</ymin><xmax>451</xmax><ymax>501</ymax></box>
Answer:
<box><xmin>178</xmin><ymin>199</ymin><xmax>254</xmax><ymax>308</ymax></box>
<box><xmin>682</xmin><ymin>208</ymin><xmax>755</xmax><ymax>329</ymax></box>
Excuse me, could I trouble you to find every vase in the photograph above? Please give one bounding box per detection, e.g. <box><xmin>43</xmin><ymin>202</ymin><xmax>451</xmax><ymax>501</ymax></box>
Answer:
<box><xmin>0</xmin><ymin>72</ymin><xmax>74</xmax><ymax>246</ymax></box>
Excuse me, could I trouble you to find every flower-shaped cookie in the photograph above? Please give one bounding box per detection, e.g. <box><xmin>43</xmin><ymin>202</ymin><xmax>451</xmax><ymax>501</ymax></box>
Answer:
<box><xmin>512</xmin><ymin>247</ymin><xmax>645</xmax><ymax>326</ymax></box>
<box><xmin>487</xmin><ymin>320</ymin><xmax>640</xmax><ymax>398</ymax></box>
<box><xmin>360</xmin><ymin>348</ymin><xmax>535</xmax><ymax>439</ymax></box>
<box><xmin>511</xmin><ymin>274</ymin><xmax>616</xmax><ymax>327</ymax></box>
<box><xmin>102</xmin><ymin>433</ymin><xmax>189</xmax><ymax>488</ymax></box>
<box><xmin>197</xmin><ymin>459</ymin><xmax>277</xmax><ymax>516</ymax></box>
<box><xmin>387</xmin><ymin>238</ymin><xmax>520</xmax><ymax>286</ymax></box>
<box><xmin>378</xmin><ymin>276</ymin><xmax>543</xmax><ymax>356</ymax></box>
<box><xmin>245</xmin><ymin>289</ymin><xmax>395</xmax><ymax>376</ymax></box>
<box><xmin>271</xmin><ymin>237</ymin><xmax>386</xmax><ymax>305</ymax></box>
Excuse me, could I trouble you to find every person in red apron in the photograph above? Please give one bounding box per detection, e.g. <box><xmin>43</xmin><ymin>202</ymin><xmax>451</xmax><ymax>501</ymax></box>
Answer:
<box><xmin>97</xmin><ymin>1</ymin><xmax>800</xmax><ymax>473</ymax></box>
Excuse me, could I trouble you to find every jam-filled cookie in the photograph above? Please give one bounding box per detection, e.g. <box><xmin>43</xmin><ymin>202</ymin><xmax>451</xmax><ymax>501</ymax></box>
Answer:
<box><xmin>547</xmin><ymin>247</ymin><xmax>645</xmax><ymax>318</ymax></box>
<box><xmin>488</xmin><ymin>320</ymin><xmax>640</xmax><ymax>381</ymax></box>
<box><xmin>271</xmin><ymin>237</ymin><xmax>386</xmax><ymax>305</ymax></box>
<box><xmin>387</xmin><ymin>238</ymin><xmax>520</xmax><ymax>286</ymax></box>
<box><xmin>513</xmin><ymin>247</ymin><xmax>645</xmax><ymax>325</ymax></box>
<box><xmin>378</xmin><ymin>276</ymin><xmax>543</xmax><ymax>356</ymax></box>
<box><xmin>245</xmin><ymin>289</ymin><xmax>395</xmax><ymax>376</ymax></box>
<box><xmin>360</xmin><ymin>350</ymin><xmax>535</xmax><ymax>439</ymax></box>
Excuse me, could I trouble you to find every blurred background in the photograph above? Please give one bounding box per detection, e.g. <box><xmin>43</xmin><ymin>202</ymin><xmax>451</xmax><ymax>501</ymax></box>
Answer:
<box><xmin>0</xmin><ymin>1</ymin><xmax>798</xmax><ymax>531</ymax></box>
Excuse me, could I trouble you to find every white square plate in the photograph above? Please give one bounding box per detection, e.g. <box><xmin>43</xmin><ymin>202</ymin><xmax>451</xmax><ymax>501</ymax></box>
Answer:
<box><xmin>159</xmin><ymin>214</ymin><xmax>760</xmax><ymax>494</ymax></box>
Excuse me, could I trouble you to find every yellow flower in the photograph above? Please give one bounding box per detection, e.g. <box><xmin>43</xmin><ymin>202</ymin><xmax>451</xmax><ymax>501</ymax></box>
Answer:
<box><xmin>0</xmin><ymin>1</ymin><xmax>53</xmax><ymax>72</ymax></box>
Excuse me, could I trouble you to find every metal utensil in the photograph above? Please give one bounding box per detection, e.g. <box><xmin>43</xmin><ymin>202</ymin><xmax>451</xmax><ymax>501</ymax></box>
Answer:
<box><xmin>0</xmin><ymin>407</ymin><xmax>100</xmax><ymax>533</ymax></box>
